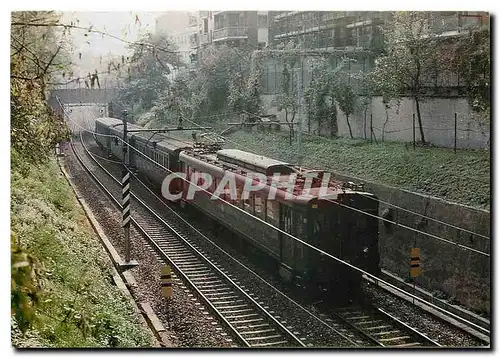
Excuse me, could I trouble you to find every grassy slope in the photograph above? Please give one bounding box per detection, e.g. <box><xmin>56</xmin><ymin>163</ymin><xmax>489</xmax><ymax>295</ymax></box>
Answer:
<box><xmin>11</xmin><ymin>157</ymin><xmax>152</xmax><ymax>348</ymax></box>
<box><xmin>224</xmin><ymin>130</ymin><xmax>490</xmax><ymax>209</ymax></box>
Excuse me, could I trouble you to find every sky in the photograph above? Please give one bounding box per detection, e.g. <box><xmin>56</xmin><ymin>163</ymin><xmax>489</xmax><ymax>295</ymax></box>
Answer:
<box><xmin>60</xmin><ymin>11</ymin><xmax>160</xmax><ymax>83</ymax></box>
<box><xmin>62</xmin><ymin>11</ymin><xmax>159</xmax><ymax>56</ymax></box>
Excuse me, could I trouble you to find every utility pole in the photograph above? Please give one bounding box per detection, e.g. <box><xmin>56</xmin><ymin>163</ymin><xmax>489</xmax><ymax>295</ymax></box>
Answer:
<box><xmin>295</xmin><ymin>42</ymin><xmax>304</xmax><ymax>168</ymax></box>
<box><xmin>120</xmin><ymin>110</ymin><xmax>137</xmax><ymax>270</ymax></box>
<box><xmin>296</xmin><ymin>66</ymin><xmax>303</xmax><ymax>168</ymax></box>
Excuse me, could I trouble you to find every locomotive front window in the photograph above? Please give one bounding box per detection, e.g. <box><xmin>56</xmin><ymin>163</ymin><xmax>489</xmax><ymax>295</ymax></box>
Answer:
<box><xmin>266</xmin><ymin>200</ymin><xmax>277</xmax><ymax>224</ymax></box>
<box><xmin>254</xmin><ymin>195</ymin><xmax>264</xmax><ymax>218</ymax></box>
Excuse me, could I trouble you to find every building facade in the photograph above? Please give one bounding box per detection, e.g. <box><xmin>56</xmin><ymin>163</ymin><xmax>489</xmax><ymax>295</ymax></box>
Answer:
<box><xmin>196</xmin><ymin>11</ymin><xmax>269</xmax><ymax>49</ymax></box>
<box><xmin>268</xmin><ymin>11</ymin><xmax>487</xmax><ymax>51</ymax></box>
<box><xmin>155</xmin><ymin>11</ymin><xmax>198</xmax><ymax>65</ymax></box>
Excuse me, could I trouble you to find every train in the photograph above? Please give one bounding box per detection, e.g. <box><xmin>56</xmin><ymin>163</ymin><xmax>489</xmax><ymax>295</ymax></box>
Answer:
<box><xmin>94</xmin><ymin>117</ymin><xmax>381</xmax><ymax>301</ymax></box>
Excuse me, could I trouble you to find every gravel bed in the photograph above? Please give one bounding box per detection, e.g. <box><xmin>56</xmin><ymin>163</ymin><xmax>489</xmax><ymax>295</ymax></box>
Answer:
<box><xmin>76</xmin><ymin>136</ymin><xmax>487</xmax><ymax>348</ymax></box>
<box><xmin>362</xmin><ymin>283</ymin><xmax>488</xmax><ymax>347</ymax></box>
<box><xmin>79</xmin><ymin>137</ymin><xmax>356</xmax><ymax>347</ymax></box>
<box><xmin>62</xmin><ymin>142</ymin><xmax>232</xmax><ymax>348</ymax></box>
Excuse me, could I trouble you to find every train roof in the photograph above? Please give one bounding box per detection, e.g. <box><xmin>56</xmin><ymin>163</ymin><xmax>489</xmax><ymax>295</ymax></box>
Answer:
<box><xmin>216</xmin><ymin>149</ymin><xmax>295</xmax><ymax>176</ymax></box>
<box><xmin>95</xmin><ymin>117</ymin><xmax>192</xmax><ymax>153</ymax></box>
<box><xmin>95</xmin><ymin>117</ymin><xmax>123</xmax><ymax>127</ymax></box>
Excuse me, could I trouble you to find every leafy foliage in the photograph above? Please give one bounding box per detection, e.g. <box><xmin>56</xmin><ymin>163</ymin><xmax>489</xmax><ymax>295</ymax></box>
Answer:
<box><xmin>11</xmin><ymin>232</ymin><xmax>42</xmax><ymax>333</ymax></box>
<box><xmin>136</xmin><ymin>43</ymin><xmax>262</xmax><ymax>128</ymax></box>
<box><xmin>452</xmin><ymin>26</ymin><xmax>490</xmax><ymax>119</ymax></box>
<box><xmin>367</xmin><ymin>11</ymin><xmax>460</xmax><ymax>144</ymax></box>
<box><xmin>11</xmin><ymin>158</ymin><xmax>153</xmax><ymax>347</ymax></box>
<box><xmin>116</xmin><ymin>32</ymin><xmax>181</xmax><ymax>119</ymax></box>
<box><xmin>273</xmin><ymin>43</ymin><xmax>300</xmax><ymax>132</ymax></box>
<box><xmin>304</xmin><ymin>57</ymin><xmax>353</xmax><ymax>138</ymax></box>
<box><xmin>11</xmin><ymin>11</ymin><xmax>70</xmax><ymax>164</ymax></box>
<box><xmin>227</xmin><ymin>130</ymin><xmax>490</xmax><ymax>209</ymax></box>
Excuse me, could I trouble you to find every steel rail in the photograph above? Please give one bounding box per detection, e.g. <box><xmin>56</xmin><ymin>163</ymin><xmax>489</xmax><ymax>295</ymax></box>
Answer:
<box><xmin>71</xmin><ymin>134</ymin><xmax>307</xmax><ymax>348</ymax></box>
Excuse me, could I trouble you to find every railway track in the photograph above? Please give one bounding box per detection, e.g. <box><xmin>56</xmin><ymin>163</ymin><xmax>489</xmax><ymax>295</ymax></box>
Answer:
<box><xmin>328</xmin><ymin>306</ymin><xmax>440</xmax><ymax>347</ymax></box>
<box><xmin>70</xmin><ymin>134</ymin><xmax>307</xmax><ymax>348</ymax></box>
<box><xmin>373</xmin><ymin>270</ymin><xmax>490</xmax><ymax>340</ymax></box>
<box><xmin>66</xmin><ymin>129</ymin><xmax>486</xmax><ymax>348</ymax></box>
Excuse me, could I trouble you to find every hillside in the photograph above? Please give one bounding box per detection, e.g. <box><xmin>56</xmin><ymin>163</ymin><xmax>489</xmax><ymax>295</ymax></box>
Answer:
<box><xmin>11</xmin><ymin>153</ymin><xmax>153</xmax><ymax>347</ymax></box>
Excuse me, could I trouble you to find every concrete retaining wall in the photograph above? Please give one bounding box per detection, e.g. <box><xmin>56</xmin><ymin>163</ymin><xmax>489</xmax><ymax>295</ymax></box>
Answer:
<box><xmin>260</xmin><ymin>94</ymin><xmax>490</xmax><ymax>150</ymax></box>
<box><xmin>331</xmin><ymin>171</ymin><xmax>491</xmax><ymax>313</ymax></box>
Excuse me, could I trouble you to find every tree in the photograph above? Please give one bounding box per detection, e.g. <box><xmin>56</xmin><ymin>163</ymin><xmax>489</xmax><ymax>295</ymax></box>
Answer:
<box><xmin>370</xmin><ymin>11</ymin><xmax>451</xmax><ymax>144</ymax></box>
<box><xmin>151</xmin><ymin>44</ymin><xmax>261</xmax><ymax>128</ymax></box>
<box><xmin>11</xmin><ymin>11</ymin><xmax>70</xmax><ymax>164</ymax></box>
<box><xmin>335</xmin><ymin>74</ymin><xmax>356</xmax><ymax>139</ymax></box>
<box><xmin>304</xmin><ymin>57</ymin><xmax>349</xmax><ymax>138</ymax></box>
<box><xmin>227</xmin><ymin>50</ymin><xmax>262</xmax><ymax>116</ymax></box>
<box><xmin>363</xmin><ymin>68</ymin><xmax>400</xmax><ymax>142</ymax></box>
<box><xmin>276</xmin><ymin>54</ymin><xmax>299</xmax><ymax>144</ymax></box>
<box><xmin>116</xmin><ymin>32</ymin><xmax>180</xmax><ymax>118</ymax></box>
<box><xmin>452</xmin><ymin>24</ymin><xmax>490</xmax><ymax>122</ymax></box>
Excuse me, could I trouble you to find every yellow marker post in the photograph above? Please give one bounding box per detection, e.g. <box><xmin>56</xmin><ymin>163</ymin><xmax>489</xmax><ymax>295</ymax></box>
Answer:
<box><xmin>161</xmin><ymin>265</ymin><xmax>173</xmax><ymax>298</ymax></box>
<box><xmin>410</xmin><ymin>248</ymin><xmax>421</xmax><ymax>278</ymax></box>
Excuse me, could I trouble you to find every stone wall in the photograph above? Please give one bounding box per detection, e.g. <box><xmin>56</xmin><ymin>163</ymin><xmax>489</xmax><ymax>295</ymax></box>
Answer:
<box><xmin>48</xmin><ymin>88</ymin><xmax>118</xmax><ymax>109</ymax></box>
<box><xmin>331</xmin><ymin>171</ymin><xmax>491</xmax><ymax>313</ymax></box>
<box><xmin>260</xmin><ymin>94</ymin><xmax>490</xmax><ymax>150</ymax></box>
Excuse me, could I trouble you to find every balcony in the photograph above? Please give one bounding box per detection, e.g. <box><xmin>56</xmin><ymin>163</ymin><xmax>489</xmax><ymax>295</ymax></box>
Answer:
<box><xmin>199</xmin><ymin>33</ymin><xmax>211</xmax><ymax>45</ymax></box>
<box><xmin>212</xmin><ymin>27</ymin><xmax>248</xmax><ymax>42</ymax></box>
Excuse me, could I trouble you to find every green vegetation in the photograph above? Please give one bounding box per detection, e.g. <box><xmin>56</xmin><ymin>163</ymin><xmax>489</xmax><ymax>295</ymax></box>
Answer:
<box><xmin>225</xmin><ymin>130</ymin><xmax>490</xmax><ymax>209</ymax></box>
<box><xmin>11</xmin><ymin>12</ymin><xmax>152</xmax><ymax>347</ymax></box>
<box><xmin>11</xmin><ymin>153</ymin><xmax>153</xmax><ymax>347</ymax></box>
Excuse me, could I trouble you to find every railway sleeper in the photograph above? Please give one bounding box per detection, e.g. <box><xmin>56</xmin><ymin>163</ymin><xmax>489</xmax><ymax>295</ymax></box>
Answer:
<box><xmin>241</xmin><ymin>328</ymin><xmax>275</xmax><ymax>336</ymax></box>
<box><xmin>231</xmin><ymin>318</ymin><xmax>265</xmax><ymax>325</ymax></box>
<box><xmin>245</xmin><ymin>334</ymin><xmax>283</xmax><ymax>342</ymax></box>
<box><xmin>370</xmin><ymin>330</ymin><xmax>401</xmax><ymax>336</ymax></box>
<box><xmin>203</xmin><ymin>291</ymin><xmax>237</xmax><ymax>297</ymax></box>
<box><xmin>200</xmin><ymin>287</ymin><xmax>233</xmax><ymax>293</ymax></box>
<box><xmin>225</xmin><ymin>313</ymin><xmax>260</xmax><ymax>320</ymax></box>
<box><xmin>250</xmin><ymin>340</ymin><xmax>289</xmax><ymax>347</ymax></box>
<box><xmin>356</xmin><ymin>320</ymin><xmax>383</xmax><ymax>325</ymax></box>
<box><xmin>364</xmin><ymin>325</ymin><xmax>392</xmax><ymax>331</ymax></box>
<box><xmin>212</xmin><ymin>300</ymin><xmax>246</xmax><ymax>307</ymax></box>
<box><xmin>186</xmin><ymin>272</ymin><xmax>215</xmax><ymax>278</ymax></box>
<box><xmin>346</xmin><ymin>316</ymin><xmax>371</xmax><ymax>320</ymax></box>
<box><xmin>391</xmin><ymin>342</ymin><xmax>422</xmax><ymax>348</ymax></box>
<box><xmin>197</xmin><ymin>283</ymin><xmax>228</xmax><ymax>289</ymax></box>
<box><xmin>207</xmin><ymin>295</ymin><xmax>240</xmax><ymax>301</ymax></box>
<box><xmin>379</xmin><ymin>336</ymin><xmax>411</xmax><ymax>343</ymax></box>
<box><xmin>220</xmin><ymin>308</ymin><xmax>254</xmax><ymax>315</ymax></box>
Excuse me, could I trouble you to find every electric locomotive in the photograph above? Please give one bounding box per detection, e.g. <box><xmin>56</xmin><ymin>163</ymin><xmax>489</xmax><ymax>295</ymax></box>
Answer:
<box><xmin>94</xmin><ymin>117</ymin><xmax>381</xmax><ymax>301</ymax></box>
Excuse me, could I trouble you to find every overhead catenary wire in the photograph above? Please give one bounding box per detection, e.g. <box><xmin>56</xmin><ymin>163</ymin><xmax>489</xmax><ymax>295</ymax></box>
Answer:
<box><xmin>357</xmin><ymin>192</ymin><xmax>490</xmax><ymax>241</ymax></box>
<box><xmin>324</xmin><ymin>199</ymin><xmax>489</xmax><ymax>257</ymax></box>
<box><xmin>154</xmin><ymin>111</ymin><xmax>491</xmax><ymax>256</ymax></box>
<box><xmin>78</xmin><ymin>133</ymin><xmax>357</xmax><ymax>345</ymax></box>
<box><xmin>161</xmin><ymin>102</ymin><xmax>491</xmax><ymax>216</ymax></box>
<box><xmin>57</xmin><ymin>97</ymin><xmax>490</xmax><ymax>257</ymax></box>
<box><xmin>66</xmin><ymin>107</ymin><xmax>491</xmax><ymax>334</ymax></box>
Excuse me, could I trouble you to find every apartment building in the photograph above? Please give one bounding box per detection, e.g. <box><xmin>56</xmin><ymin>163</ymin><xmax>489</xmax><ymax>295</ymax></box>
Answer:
<box><xmin>197</xmin><ymin>11</ymin><xmax>269</xmax><ymax>49</ymax></box>
<box><xmin>155</xmin><ymin>11</ymin><xmax>198</xmax><ymax>65</ymax></box>
<box><xmin>268</xmin><ymin>11</ymin><xmax>487</xmax><ymax>51</ymax></box>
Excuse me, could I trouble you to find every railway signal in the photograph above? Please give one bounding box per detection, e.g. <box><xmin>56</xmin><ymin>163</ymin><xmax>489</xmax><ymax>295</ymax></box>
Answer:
<box><xmin>410</xmin><ymin>247</ymin><xmax>421</xmax><ymax>278</ymax></box>
<box><xmin>120</xmin><ymin>110</ymin><xmax>138</xmax><ymax>270</ymax></box>
<box><xmin>161</xmin><ymin>265</ymin><xmax>173</xmax><ymax>298</ymax></box>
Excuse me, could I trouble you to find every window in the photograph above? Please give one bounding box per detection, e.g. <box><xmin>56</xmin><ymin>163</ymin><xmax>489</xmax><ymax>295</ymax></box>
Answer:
<box><xmin>282</xmin><ymin>205</ymin><xmax>294</xmax><ymax>234</ymax></box>
<box><xmin>295</xmin><ymin>212</ymin><xmax>306</xmax><ymax>239</ymax></box>
<box><xmin>243</xmin><ymin>194</ymin><xmax>253</xmax><ymax>213</ymax></box>
<box><xmin>254</xmin><ymin>195</ymin><xmax>264</xmax><ymax>218</ymax></box>
<box><xmin>258</xmin><ymin>14</ymin><xmax>268</xmax><ymax>27</ymax></box>
<box><xmin>266</xmin><ymin>199</ymin><xmax>277</xmax><ymax>223</ymax></box>
<box><xmin>211</xmin><ymin>176</ymin><xmax>218</xmax><ymax>193</ymax></box>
